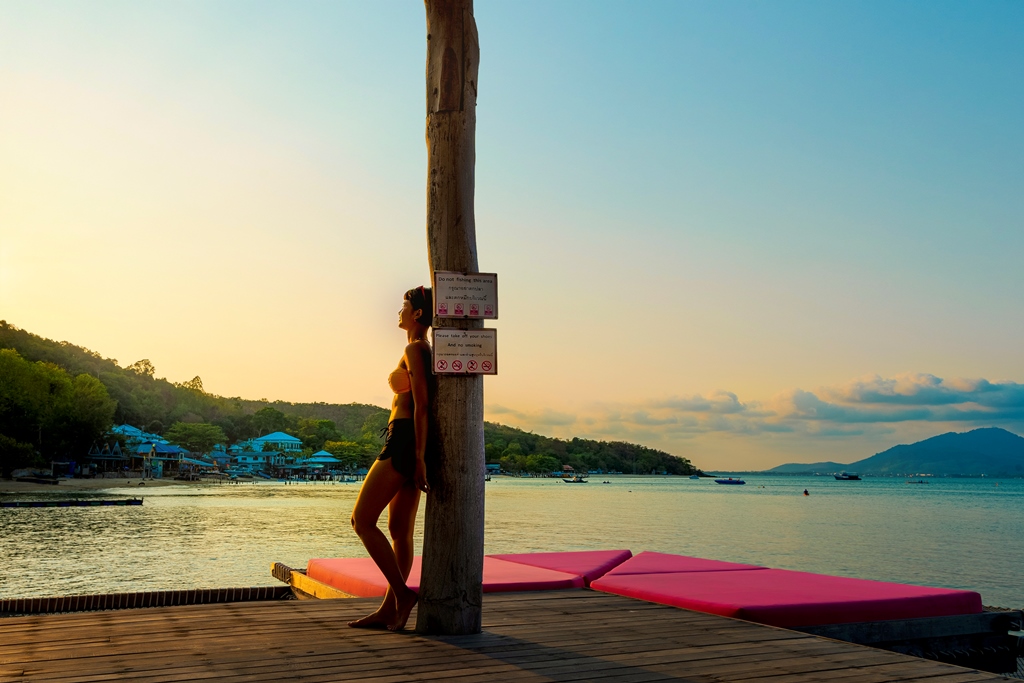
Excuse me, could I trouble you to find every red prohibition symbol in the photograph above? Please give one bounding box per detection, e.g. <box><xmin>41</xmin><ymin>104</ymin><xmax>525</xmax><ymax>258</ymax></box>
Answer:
<box><xmin>467</xmin><ymin>360</ymin><xmax>478</xmax><ymax>371</ymax></box>
<box><xmin>452</xmin><ymin>360</ymin><xmax>463</xmax><ymax>371</ymax></box>
<box><xmin>481</xmin><ymin>361</ymin><xmax>492</xmax><ymax>372</ymax></box>
<box><xmin>436</xmin><ymin>359</ymin><xmax>448</xmax><ymax>371</ymax></box>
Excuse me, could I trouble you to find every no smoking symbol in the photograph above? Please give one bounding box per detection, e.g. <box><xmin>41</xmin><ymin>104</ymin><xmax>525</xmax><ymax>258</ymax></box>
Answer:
<box><xmin>436</xmin><ymin>360</ymin><xmax>448</xmax><ymax>371</ymax></box>
<box><xmin>481</xmin><ymin>361</ymin><xmax>492</xmax><ymax>372</ymax></box>
<box><xmin>467</xmin><ymin>360</ymin><xmax>478</xmax><ymax>372</ymax></box>
<box><xmin>452</xmin><ymin>360</ymin><xmax>463</xmax><ymax>371</ymax></box>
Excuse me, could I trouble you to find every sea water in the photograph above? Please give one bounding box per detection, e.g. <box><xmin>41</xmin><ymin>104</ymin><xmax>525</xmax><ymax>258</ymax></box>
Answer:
<box><xmin>1</xmin><ymin>475</ymin><xmax>1022</xmax><ymax>608</ymax></box>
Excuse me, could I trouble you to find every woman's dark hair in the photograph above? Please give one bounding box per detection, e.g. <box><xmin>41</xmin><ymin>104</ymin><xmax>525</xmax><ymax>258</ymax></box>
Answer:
<box><xmin>405</xmin><ymin>286</ymin><xmax>433</xmax><ymax>328</ymax></box>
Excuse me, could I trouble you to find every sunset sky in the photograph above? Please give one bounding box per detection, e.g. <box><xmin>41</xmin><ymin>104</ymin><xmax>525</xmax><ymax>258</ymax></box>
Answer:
<box><xmin>2</xmin><ymin>1</ymin><xmax>1022</xmax><ymax>470</ymax></box>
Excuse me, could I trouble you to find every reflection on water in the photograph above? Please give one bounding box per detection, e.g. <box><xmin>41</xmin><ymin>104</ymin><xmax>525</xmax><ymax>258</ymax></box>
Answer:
<box><xmin>1</xmin><ymin>476</ymin><xmax>1022</xmax><ymax>607</ymax></box>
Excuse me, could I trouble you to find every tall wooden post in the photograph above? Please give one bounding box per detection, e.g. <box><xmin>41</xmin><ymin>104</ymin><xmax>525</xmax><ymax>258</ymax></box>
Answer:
<box><xmin>415</xmin><ymin>0</ymin><xmax>484</xmax><ymax>635</ymax></box>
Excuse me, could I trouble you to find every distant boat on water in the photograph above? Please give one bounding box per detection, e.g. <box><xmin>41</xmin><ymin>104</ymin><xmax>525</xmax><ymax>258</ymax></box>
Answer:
<box><xmin>714</xmin><ymin>478</ymin><xmax>745</xmax><ymax>485</ymax></box>
<box><xmin>1</xmin><ymin>498</ymin><xmax>143</xmax><ymax>508</ymax></box>
<box><xmin>834</xmin><ymin>472</ymin><xmax>861</xmax><ymax>481</ymax></box>
<box><xmin>562</xmin><ymin>475</ymin><xmax>588</xmax><ymax>483</ymax></box>
<box><xmin>689</xmin><ymin>475</ymin><xmax>701</xmax><ymax>480</ymax></box>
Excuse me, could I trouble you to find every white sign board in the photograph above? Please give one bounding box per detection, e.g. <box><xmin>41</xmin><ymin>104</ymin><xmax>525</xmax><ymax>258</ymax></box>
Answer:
<box><xmin>433</xmin><ymin>271</ymin><xmax>498</xmax><ymax>319</ymax></box>
<box><xmin>432</xmin><ymin>328</ymin><xmax>497</xmax><ymax>375</ymax></box>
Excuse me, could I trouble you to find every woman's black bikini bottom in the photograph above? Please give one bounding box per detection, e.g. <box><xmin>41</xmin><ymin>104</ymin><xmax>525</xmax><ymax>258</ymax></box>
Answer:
<box><xmin>377</xmin><ymin>419</ymin><xmax>416</xmax><ymax>479</ymax></box>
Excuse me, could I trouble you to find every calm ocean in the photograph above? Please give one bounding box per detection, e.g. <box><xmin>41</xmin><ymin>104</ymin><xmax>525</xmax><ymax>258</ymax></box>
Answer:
<box><xmin>2</xmin><ymin>475</ymin><xmax>1022</xmax><ymax>608</ymax></box>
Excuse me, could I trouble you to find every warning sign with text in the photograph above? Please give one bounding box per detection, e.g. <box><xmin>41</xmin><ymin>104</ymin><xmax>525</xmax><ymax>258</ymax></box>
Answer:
<box><xmin>432</xmin><ymin>328</ymin><xmax>497</xmax><ymax>375</ymax></box>
<box><xmin>433</xmin><ymin>271</ymin><xmax>498</xmax><ymax>319</ymax></box>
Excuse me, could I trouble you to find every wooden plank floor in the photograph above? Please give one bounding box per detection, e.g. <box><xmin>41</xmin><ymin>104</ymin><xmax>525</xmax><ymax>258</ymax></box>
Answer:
<box><xmin>0</xmin><ymin>590</ymin><xmax>1012</xmax><ymax>682</ymax></box>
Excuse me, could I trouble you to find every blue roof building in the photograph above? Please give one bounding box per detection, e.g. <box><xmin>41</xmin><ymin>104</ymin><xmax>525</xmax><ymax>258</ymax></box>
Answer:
<box><xmin>305</xmin><ymin>451</ymin><xmax>342</xmax><ymax>467</ymax></box>
<box><xmin>110</xmin><ymin>424</ymin><xmax>168</xmax><ymax>446</ymax></box>
<box><xmin>248</xmin><ymin>431</ymin><xmax>303</xmax><ymax>453</ymax></box>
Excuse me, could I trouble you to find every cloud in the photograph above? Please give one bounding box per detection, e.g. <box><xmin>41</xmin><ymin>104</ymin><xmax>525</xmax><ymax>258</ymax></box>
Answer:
<box><xmin>486</xmin><ymin>373</ymin><xmax>1024</xmax><ymax>446</ymax></box>
<box><xmin>652</xmin><ymin>391</ymin><xmax>749</xmax><ymax>414</ymax></box>
<box><xmin>824</xmin><ymin>373</ymin><xmax>1024</xmax><ymax>410</ymax></box>
<box><xmin>486</xmin><ymin>404</ymin><xmax>577</xmax><ymax>428</ymax></box>
<box><xmin>773</xmin><ymin>388</ymin><xmax>932</xmax><ymax>423</ymax></box>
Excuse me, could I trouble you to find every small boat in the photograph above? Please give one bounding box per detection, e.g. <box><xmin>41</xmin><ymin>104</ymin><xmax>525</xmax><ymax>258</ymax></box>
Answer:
<box><xmin>714</xmin><ymin>478</ymin><xmax>745</xmax><ymax>485</ymax></box>
<box><xmin>0</xmin><ymin>498</ymin><xmax>143</xmax><ymax>508</ymax></box>
<box><xmin>834</xmin><ymin>472</ymin><xmax>861</xmax><ymax>481</ymax></box>
<box><xmin>689</xmin><ymin>475</ymin><xmax>700</xmax><ymax>480</ymax></box>
<box><xmin>906</xmin><ymin>479</ymin><xmax>930</xmax><ymax>484</ymax></box>
<box><xmin>562</xmin><ymin>475</ymin><xmax>589</xmax><ymax>483</ymax></box>
<box><xmin>14</xmin><ymin>476</ymin><xmax>60</xmax><ymax>485</ymax></box>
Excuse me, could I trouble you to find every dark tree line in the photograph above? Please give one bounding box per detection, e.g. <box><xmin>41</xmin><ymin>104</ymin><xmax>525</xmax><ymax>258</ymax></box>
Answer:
<box><xmin>483</xmin><ymin>423</ymin><xmax>699</xmax><ymax>475</ymax></box>
<box><xmin>1</xmin><ymin>321</ymin><xmax>698</xmax><ymax>476</ymax></box>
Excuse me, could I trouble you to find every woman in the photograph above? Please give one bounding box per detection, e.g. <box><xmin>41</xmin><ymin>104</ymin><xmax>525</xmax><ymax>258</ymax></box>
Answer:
<box><xmin>349</xmin><ymin>286</ymin><xmax>434</xmax><ymax>631</ymax></box>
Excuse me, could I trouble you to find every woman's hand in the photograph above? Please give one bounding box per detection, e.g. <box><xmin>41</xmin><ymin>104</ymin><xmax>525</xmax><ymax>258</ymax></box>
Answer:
<box><xmin>414</xmin><ymin>459</ymin><xmax>430</xmax><ymax>493</ymax></box>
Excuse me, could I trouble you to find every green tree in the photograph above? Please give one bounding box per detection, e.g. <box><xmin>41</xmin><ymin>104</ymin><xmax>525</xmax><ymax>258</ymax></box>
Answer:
<box><xmin>0</xmin><ymin>434</ymin><xmax>41</xmax><ymax>478</ymax></box>
<box><xmin>253</xmin><ymin>406</ymin><xmax>290</xmax><ymax>436</ymax></box>
<box><xmin>525</xmin><ymin>454</ymin><xmax>560</xmax><ymax>475</ymax></box>
<box><xmin>164</xmin><ymin>422</ymin><xmax>227</xmax><ymax>454</ymax></box>
<box><xmin>126</xmin><ymin>359</ymin><xmax>155</xmax><ymax>377</ymax></box>
<box><xmin>360</xmin><ymin>411</ymin><xmax>390</xmax><ymax>443</ymax></box>
<box><xmin>175</xmin><ymin>376</ymin><xmax>204</xmax><ymax>392</ymax></box>
<box><xmin>55</xmin><ymin>373</ymin><xmax>118</xmax><ymax>456</ymax></box>
<box><xmin>0</xmin><ymin>349</ymin><xmax>115</xmax><ymax>461</ymax></box>
<box><xmin>484</xmin><ymin>442</ymin><xmax>503</xmax><ymax>463</ymax></box>
<box><xmin>297</xmin><ymin>418</ymin><xmax>341</xmax><ymax>451</ymax></box>
<box><xmin>325</xmin><ymin>440</ymin><xmax>378</xmax><ymax>469</ymax></box>
<box><xmin>499</xmin><ymin>454</ymin><xmax>527</xmax><ymax>474</ymax></box>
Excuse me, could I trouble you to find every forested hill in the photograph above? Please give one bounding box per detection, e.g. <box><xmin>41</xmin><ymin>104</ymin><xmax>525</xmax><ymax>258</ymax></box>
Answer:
<box><xmin>0</xmin><ymin>321</ymin><xmax>699</xmax><ymax>475</ymax></box>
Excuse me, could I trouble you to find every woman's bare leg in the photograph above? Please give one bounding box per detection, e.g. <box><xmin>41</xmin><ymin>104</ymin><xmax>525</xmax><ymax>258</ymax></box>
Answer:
<box><xmin>349</xmin><ymin>480</ymin><xmax>421</xmax><ymax>627</ymax></box>
<box><xmin>348</xmin><ymin>459</ymin><xmax>418</xmax><ymax>629</ymax></box>
<box><xmin>385</xmin><ymin>481</ymin><xmax>421</xmax><ymax>630</ymax></box>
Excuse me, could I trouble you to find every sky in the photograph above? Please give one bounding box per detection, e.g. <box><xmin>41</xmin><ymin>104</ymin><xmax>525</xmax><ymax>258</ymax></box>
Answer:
<box><xmin>2</xmin><ymin>1</ymin><xmax>1022</xmax><ymax>470</ymax></box>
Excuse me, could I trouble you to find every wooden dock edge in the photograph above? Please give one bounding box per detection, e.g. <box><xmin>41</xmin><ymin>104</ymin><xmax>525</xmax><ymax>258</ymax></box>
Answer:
<box><xmin>0</xmin><ymin>585</ymin><xmax>292</xmax><ymax>617</ymax></box>
<box><xmin>797</xmin><ymin>610</ymin><xmax>1023</xmax><ymax>675</ymax></box>
<box><xmin>270</xmin><ymin>562</ymin><xmax>356</xmax><ymax>600</ymax></box>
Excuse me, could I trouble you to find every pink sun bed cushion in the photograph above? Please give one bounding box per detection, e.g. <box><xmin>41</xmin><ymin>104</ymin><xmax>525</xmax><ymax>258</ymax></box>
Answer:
<box><xmin>488</xmin><ymin>550</ymin><xmax>633</xmax><ymax>585</ymax></box>
<box><xmin>602</xmin><ymin>551</ymin><xmax>766</xmax><ymax>576</ymax></box>
<box><xmin>307</xmin><ymin>556</ymin><xmax>584</xmax><ymax>598</ymax></box>
<box><xmin>590</xmin><ymin>568</ymin><xmax>982</xmax><ymax>628</ymax></box>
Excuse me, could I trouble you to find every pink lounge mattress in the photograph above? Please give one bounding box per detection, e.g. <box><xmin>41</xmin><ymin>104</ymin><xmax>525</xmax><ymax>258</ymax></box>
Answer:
<box><xmin>602</xmin><ymin>551</ymin><xmax>765</xmax><ymax>576</ymax></box>
<box><xmin>590</xmin><ymin>568</ymin><xmax>983</xmax><ymax>628</ymax></box>
<box><xmin>307</xmin><ymin>556</ymin><xmax>584</xmax><ymax>598</ymax></box>
<box><xmin>488</xmin><ymin>550</ymin><xmax>632</xmax><ymax>585</ymax></box>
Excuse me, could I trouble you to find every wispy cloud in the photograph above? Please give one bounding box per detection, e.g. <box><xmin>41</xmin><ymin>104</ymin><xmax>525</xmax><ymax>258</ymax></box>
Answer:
<box><xmin>487</xmin><ymin>404</ymin><xmax>578</xmax><ymax>428</ymax></box>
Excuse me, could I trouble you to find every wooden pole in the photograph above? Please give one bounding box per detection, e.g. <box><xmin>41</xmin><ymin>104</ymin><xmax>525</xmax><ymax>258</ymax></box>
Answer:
<box><xmin>415</xmin><ymin>0</ymin><xmax>483</xmax><ymax>636</ymax></box>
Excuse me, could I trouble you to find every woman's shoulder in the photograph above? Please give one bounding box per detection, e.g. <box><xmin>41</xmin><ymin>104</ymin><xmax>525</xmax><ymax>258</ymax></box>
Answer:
<box><xmin>404</xmin><ymin>339</ymin><xmax>432</xmax><ymax>359</ymax></box>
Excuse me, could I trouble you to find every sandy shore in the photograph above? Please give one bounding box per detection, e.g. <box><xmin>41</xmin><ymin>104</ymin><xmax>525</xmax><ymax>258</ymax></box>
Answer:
<box><xmin>0</xmin><ymin>478</ymin><xmax>202</xmax><ymax>494</ymax></box>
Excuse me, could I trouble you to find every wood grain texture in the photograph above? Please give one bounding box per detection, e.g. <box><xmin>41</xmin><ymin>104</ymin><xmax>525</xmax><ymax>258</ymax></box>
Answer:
<box><xmin>418</xmin><ymin>0</ymin><xmax>485</xmax><ymax>636</ymax></box>
<box><xmin>0</xmin><ymin>591</ymin><xmax>1010</xmax><ymax>683</ymax></box>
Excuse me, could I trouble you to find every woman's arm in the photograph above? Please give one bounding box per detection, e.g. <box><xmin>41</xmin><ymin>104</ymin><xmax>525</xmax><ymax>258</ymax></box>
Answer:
<box><xmin>405</xmin><ymin>341</ymin><xmax>431</xmax><ymax>492</ymax></box>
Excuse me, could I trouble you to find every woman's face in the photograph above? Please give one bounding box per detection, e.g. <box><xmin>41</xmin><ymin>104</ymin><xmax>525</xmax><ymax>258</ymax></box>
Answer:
<box><xmin>398</xmin><ymin>298</ymin><xmax>420</xmax><ymax>329</ymax></box>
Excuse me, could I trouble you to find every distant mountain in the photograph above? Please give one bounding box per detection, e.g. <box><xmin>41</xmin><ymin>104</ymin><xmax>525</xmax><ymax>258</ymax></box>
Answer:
<box><xmin>768</xmin><ymin>461</ymin><xmax>849</xmax><ymax>475</ymax></box>
<box><xmin>767</xmin><ymin>427</ymin><xmax>1024</xmax><ymax>476</ymax></box>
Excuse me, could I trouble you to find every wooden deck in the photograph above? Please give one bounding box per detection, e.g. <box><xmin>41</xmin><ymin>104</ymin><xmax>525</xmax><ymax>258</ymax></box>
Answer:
<box><xmin>0</xmin><ymin>590</ymin><xmax>1012</xmax><ymax>682</ymax></box>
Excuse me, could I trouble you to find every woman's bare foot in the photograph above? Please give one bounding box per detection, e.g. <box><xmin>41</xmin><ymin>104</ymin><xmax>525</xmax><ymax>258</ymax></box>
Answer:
<box><xmin>348</xmin><ymin>608</ymin><xmax>394</xmax><ymax>629</ymax></box>
<box><xmin>387</xmin><ymin>588</ymin><xmax>418</xmax><ymax>631</ymax></box>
